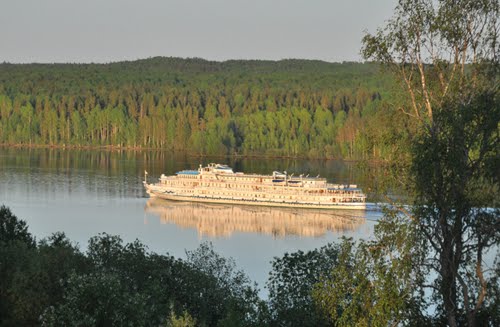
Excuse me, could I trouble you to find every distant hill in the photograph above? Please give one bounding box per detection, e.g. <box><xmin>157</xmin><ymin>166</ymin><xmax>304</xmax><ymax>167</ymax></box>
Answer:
<box><xmin>0</xmin><ymin>57</ymin><xmax>409</xmax><ymax>160</ymax></box>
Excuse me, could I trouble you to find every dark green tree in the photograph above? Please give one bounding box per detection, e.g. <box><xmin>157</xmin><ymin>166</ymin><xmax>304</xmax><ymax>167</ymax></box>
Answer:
<box><xmin>185</xmin><ymin>242</ymin><xmax>266</xmax><ymax>326</ymax></box>
<box><xmin>41</xmin><ymin>272</ymin><xmax>153</xmax><ymax>327</ymax></box>
<box><xmin>0</xmin><ymin>206</ymin><xmax>38</xmax><ymax>325</ymax></box>
<box><xmin>0</xmin><ymin>205</ymin><xmax>35</xmax><ymax>247</ymax></box>
<box><xmin>267</xmin><ymin>244</ymin><xmax>340</xmax><ymax>326</ymax></box>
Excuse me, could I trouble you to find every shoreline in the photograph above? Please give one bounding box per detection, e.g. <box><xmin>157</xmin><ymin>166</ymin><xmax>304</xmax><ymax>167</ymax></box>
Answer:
<box><xmin>0</xmin><ymin>143</ymin><xmax>389</xmax><ymax>164</ymax></box>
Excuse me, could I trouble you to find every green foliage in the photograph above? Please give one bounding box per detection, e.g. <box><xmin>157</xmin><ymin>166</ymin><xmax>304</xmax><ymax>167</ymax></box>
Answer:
<box><xmin>0</xmin><ymin>59</ymin><xmax>405</xmax><ymax>160</ymax></box>
<box><xmin>0</xmin><ymin>208</ymin><xmax>41</xmax><ymax>325</ymax></box>
<box><xmin>168</xmin><ymin>310</ymin><xmax>197</xmax><ymax>327</ymax></box>
<box><xmin>411</xmin><ymin>91</ymin><xmax>500</xmax><ymax>325</ymax></box>
<box><xmin>0</xmin><ymin>229</ymin><xmax>85</xmax><ymax>326</ymax></box>
<box><xmin>267</xmin><ymin>243</ymin><xmax>340</xmax><ymax>326</ymax></box>
<box><xmin>361</xmin><ymin>0</ymin><xmax>499</xmax><ymax>325</ymax></box>
<box><xmin>0</xmin><ymin>213</ymin><xmax>273</xmax><ymax>327</ymax></box>
<box><xmin>313</xmin><ymin>210</ymin><xmax>429</xmax><ymax>327</ymax></box>
<box><xmin>0</xmin><ymin>205</ymin><xmax>35</xmax><ymax>247</ymax></box>
<box><xmin>0</xmin><ymin>238</ymin><xmax>43</xmax><ymax>325</ymax></box>
<box><xmin>82</xmin><ymin>234</ymin><xmax>180</xmax><ymax>325</ymax></box>
<box><xmin>185</xmin><ymin>243</ymin><xmax>265</xmax><ymax>326</ymax></box>
<box><xmin>37</xmin><ymin>232</ymin><xmax>90</xmax><ymax>306</ymax></box>
<box><xmin>41</xmin><ymin>272</ymin><xmax>152</xmax><ymax>327</ymax></box>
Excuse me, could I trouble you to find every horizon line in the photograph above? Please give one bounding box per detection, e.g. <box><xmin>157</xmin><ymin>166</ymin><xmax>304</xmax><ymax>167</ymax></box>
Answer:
<box><xmin>0</xmin><ymin>55</ymin><xmax>368</xmax><ymax>66</ymax></box>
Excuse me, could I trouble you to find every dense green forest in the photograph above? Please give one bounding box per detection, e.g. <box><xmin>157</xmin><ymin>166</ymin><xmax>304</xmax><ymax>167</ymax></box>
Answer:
<box><xmin>0</xmin><ymin>59</ymin><xmax>409</xmax><ymax>160</ymax></box>
<box><xmin>0</xmin><ymin>205</ymin><xmax>354</xmax><ymax>326</ymax></box>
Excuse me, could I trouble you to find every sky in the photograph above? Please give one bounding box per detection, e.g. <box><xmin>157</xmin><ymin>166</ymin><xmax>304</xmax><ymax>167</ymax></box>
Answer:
<box><xmin>0</xmin><ymin>0</ymin><xmax>397</xmax><ymax>64</ymax></box>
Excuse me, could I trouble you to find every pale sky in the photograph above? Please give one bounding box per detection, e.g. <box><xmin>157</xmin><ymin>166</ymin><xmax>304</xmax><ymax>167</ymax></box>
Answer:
<box><xmin>0</xmin><ymin>0</ymin><xmax>397</xmax><ymax>63</ymax></box>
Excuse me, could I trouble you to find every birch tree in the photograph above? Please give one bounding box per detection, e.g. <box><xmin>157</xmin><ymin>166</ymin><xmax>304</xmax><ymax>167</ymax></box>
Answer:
<box><xmin>360</xmin><ymin>1</ymin><xmax>499</xmax><ymax>325</ymax></box>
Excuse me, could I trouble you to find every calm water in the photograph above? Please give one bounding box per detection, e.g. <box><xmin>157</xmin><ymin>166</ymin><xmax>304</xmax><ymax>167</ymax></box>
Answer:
<box><xmin>0</xmin><ymin>148</ymin><xmax>383</xmax><ymax>294</ymax></box>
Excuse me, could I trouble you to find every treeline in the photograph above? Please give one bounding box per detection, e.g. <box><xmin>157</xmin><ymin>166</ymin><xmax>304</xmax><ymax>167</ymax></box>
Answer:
<box><xmin>0</xmin><ymin>58</ymin><xmax>409</xmax><ymax>160</ymax></box>
<box><xmin>0</xmin><ymin>206</ymin><xmax>262</xmax><ymax>326</ymax></box>
<box><xmin>3</xmin><ymin>204</ymin><xmax>498</xmax><ymax>326</ymax></box>
<box><xmin>0</xmin><ymin>205</ymin><xmax>343</xmax><ymax>326</ymax></box>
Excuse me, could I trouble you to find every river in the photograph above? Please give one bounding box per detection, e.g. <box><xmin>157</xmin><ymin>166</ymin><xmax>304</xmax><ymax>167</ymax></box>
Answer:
<box><xmin>0</xmin><ymin>147</ymin><xmax>384</xmax><ymax>295</ymax></box>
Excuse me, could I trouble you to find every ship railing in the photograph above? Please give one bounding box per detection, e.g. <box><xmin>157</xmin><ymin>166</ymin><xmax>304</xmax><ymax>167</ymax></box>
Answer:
<box><xmin>326</xmin><ymin>183</ymin><xmax>362</xmax><ymax>189</ymax></box>
<box><xmin>159</xmin><ymin>177</ymin><xmax>177</xmax><ymax>183</ymax></box>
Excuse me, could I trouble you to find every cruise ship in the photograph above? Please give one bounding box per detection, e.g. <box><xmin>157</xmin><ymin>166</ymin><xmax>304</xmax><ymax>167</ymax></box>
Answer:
<box><xmin>143</xmin><ymin>163</ymin><xmax>366</xmax><ymax>210</ymax></box>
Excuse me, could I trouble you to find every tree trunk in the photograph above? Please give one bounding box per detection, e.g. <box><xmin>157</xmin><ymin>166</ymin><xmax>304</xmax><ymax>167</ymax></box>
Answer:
<box><xmin>440</xmin><ymin>222</ymin><xmax>458</xmax><ymax>327</ymax></box>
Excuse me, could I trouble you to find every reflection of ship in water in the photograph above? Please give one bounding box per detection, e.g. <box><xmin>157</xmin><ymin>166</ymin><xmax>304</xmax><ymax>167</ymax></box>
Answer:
<box><xmin>145</xmin><ymin>198</ymin><xmax>366</xmax><ymax>238</ymax></box>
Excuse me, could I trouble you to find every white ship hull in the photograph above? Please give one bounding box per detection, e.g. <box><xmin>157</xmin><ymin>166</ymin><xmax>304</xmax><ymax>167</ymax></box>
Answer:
<box><xmin>145</xmin><ymin>184</ymin><xmax>367</xmax><ymax>210</ymax></box>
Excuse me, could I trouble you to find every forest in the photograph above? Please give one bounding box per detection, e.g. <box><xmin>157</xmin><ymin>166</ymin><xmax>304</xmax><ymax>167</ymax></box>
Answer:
<box><xmin>0</xmin><ymin>58</ymin><xmax>409</xmax><ymax>160</ymax></box>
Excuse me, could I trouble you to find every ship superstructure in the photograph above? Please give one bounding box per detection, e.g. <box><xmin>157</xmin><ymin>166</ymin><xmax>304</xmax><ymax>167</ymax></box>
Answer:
<box><xmin>144</xmin><ymin>163</ymin><xmax>366</xmax><ymax>210</ymax></box>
